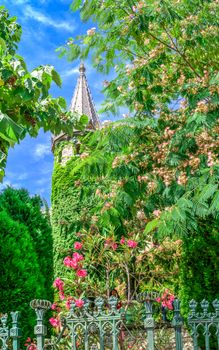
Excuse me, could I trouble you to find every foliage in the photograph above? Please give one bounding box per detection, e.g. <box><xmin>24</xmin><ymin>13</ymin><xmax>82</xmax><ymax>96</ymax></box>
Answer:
<box><xmin>179</xmin><ymin>218</ymin><xmax>219</xmax><ymax>315</ymax></box>
<box><xmin>0</xmin><ymin>187</ymin><xmax>53</xmax><ymax>339</ymax></box>
<box><xmin>0</xmin><ymin>6</ymin><xmax>88</xmax><ymax>180</ymax></box>
<box><xmin>60</xmin><ymin>0</ymin><xmax>219</xmax><ymax>116</ymax></box>
<box><xmin>51</xmin><ymin>0</ymin><xmax>219</xmax><ymax>318</ymax></box>
<box><xmin>51</xmin><ymin>124</ymin><xmax>181</xmax><ymax>305</ymax></box>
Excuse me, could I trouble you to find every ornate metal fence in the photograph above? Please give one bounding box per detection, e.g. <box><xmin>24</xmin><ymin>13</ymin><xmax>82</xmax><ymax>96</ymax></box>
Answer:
<box><xmin>188</xmin><ymin>299</ymin><xmax>219</xmax><ymax>350</ymax></box>
<box><xmin>1</xmin><ymin>297</ymin><xmax>219</xmax><ymax>350</ymax></box>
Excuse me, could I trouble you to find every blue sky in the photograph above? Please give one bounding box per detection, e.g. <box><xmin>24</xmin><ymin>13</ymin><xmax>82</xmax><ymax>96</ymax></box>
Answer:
<box><xmin>1</xmin><ymin>0</ymin><xmax>115</xmax><ymax>204</ymax></box>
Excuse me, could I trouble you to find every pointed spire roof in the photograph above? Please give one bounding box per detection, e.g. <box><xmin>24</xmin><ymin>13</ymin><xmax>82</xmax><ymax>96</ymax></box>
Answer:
<box><xmin>51</xmin><ymin>63</ymin><xmax>100</xmax><ymax>151</ymax></box>
<box><xmin>70</xmin><ymin>63</ymin><xmax>100</xmax><ymax>129</ymax></box>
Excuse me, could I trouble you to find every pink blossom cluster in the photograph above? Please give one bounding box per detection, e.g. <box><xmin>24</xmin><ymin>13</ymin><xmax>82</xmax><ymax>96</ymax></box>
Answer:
<box><xmin>51</xmin><ymin>303</ymin><xmax>57</xmax><ymax>310</ymax></box>
<box><xmin>75</xmin><ymin>299</ymin><xmax>84</xmax><ymax>308</ymax></box>
<box><xmin>24</xmin><ymin>338</ymin><xmax>37</xmax><ymax>350</ymax></box>
<box><xmin>63</xmin><ymin>242</ymin><xmax>87</xmax><ymax>279</ymax></box>
<box><xmin>104</xmin><ymin>237</ymin><xmax>138</xmax><ymax>250</ymax></box>
<box><xmin>156</xmin><ymin>289</ymin><xmax>175</xmax><ymax>310</ymax></box>
<box><xmin>51</xmin><ymin>303</ymin><xmax>61</xmax><ymax>312</ymax></box>
<box><xmin>53</xmin><ymin>278</ymin><xmax>65</xmax><ymax>300</ymax></box>
<box><xmin>63</xmin><ymin>252</ymin><xmax>84</xmax><ymax>269</ymax></box>
<box><xmin>49</xmin><ymin>317</ymin><xmax>60</xmax><ymax>328</ymax></box>
<box><xmin>53</xmin><ymin>278</ymin><xmax>64</xmax><ymax>291</ymax></box>
<box><xmin>104</xmin><ymin>238</ymin><xmax>118</xmax><ymax>250</ymax></box>
<box><xmin>74</xmin><ymin>241</ymin><xmax>83</xmax><ymax>250</ymax></box>
<box><xmin>66</xmin><ymin>297</ymin><xmax>84</xmax><ymax>310</ymax></box>
<box><xmin>120</xmin><ymin>237</ymin><xmax>138</xmax><ymax>248</ymax></box>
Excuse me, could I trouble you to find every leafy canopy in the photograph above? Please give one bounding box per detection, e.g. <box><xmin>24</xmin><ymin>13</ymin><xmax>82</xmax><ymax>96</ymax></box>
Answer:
<box><xmin>0</xmin><ymin>7</ymin><xmax>88</xmax><ymax>180</ymax></box>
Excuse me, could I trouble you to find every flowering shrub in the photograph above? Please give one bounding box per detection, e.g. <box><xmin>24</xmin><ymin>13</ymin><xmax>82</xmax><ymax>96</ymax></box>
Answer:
<box><xmin>156</xmin><ymin>290</ymin><xmax>175</xmax><ymax>310</ymax></box>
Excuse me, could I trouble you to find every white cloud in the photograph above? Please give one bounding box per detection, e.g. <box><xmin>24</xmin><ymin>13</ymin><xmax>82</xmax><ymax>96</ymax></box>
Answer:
<box><xmin>14</xmin><ymin>0</ymin><xmax>29</xmax><ymax>3</ymax></box>
<box><xmin>36</xmin><ymin>177</ymin><xmax>51</xmax><ymax>186</ymax></box>
<box><xmin>3</xmin><ymin>0</ymin><xmax>29</xmax><ymax>4</ymax></box>
<box><xmin>62</xmin><ymin>66</ymin><xmax>79</xmax><ymax>78</ymax></box>
<box><xmin>24</xmin><ymin>5</ymin><xmax>74</xmax><ymax>32</ymax></box>
<box><xmin>0</xmin><ymin>180</ymin><xmax>20</xmax><ymax>190</ymax></box>
<box><xmin>34</xmin><ymin>143</ymin><xmax>51</xmax><ymax>159</ymax></box>
<box><xmin>17</xmin><ymin>172</ymin><xmax>29</xmax><ymax>181</ymax></box>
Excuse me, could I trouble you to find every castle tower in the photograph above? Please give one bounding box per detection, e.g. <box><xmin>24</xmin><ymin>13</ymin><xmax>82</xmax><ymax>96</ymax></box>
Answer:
<box><xmin>52</xmin><ymin>63</ymin><xmax>99</xmax><ymax>164</ymax></box>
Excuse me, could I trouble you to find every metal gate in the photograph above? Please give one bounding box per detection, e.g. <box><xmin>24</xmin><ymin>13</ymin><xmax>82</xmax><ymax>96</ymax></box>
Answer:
<box><xmin>1</xmin><ymin>295</ymin><xmax>219</xmax><ymax>350</ymax></box>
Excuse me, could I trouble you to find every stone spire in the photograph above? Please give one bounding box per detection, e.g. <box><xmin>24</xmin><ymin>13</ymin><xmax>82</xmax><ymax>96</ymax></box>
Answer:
<box><xmin>51</xmin><ymin>63</ymin><xmax>99</xmax><ymax>152</ymax></box>
<box><xmin>70</xmin><ymin>62</ymin><xmax>99</xmax><ymax>129</ymax></box>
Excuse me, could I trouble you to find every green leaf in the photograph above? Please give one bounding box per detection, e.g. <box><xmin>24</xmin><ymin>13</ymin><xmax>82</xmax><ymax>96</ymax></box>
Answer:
<box><xmin>0</xmin><ymin>149</ymin><xmax>6</xmax><ymax>163</ymax></box>
<box><xmin>0</xmin><ymin>38</ymin><xmax>6</xmax><ymax>51</ymax></box>
<box><xmin>70</xmin><ymin>0</ymin><xmax>82</xmax><ymax>11</ymax></box>
<box><xmin>196</xmin><ymin>184</ymin><xmax>218</xmax><ymax>202</ymax></box>
<box><xmin>52</xmin><ymin>69</ymin><xmax>62</xmax><ymax>88</ymax></box>
<box><xmin>14</xmin><ymin>86</ymin><xmax>34</xmax><ymax>101</ymax></box>
<box><xmin>144</xmin><ymin>218</ymin><xmax>159</xmax><ymax>234</ymax></box>
<box><xmin>57</xmin><ymin>97</ymin><xmax>67</xmax><ymax>109</ymax></box>
<box><xmin>0</xmin><ymin>112</ymin><xmax>24</xmax><ymax>144</ymax></box>
<box><xmin>1</xmin><ymin>69</ymin><xmax>13</xmax><ymax>82</ymax></box>
<box><xmin>77</xmin><ymin>114</ymin><xmax>89</xmax><ymax>129</ymax></box>
<box><xmin>209</xmin><ymin>191</ymin><xmax>219</xmax><ymax>214</ymax></box>
<box><xmin>171</xmin><ymin>207</ymin><xmax>186</xmax><ymax>223</ymax></box>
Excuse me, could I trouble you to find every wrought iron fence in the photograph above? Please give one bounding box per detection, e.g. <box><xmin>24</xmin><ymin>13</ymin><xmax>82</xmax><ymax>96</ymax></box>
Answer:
<box><xmin>1</xmin><ymin>296</ymin><xmax>219</xmax><ymax>350</ymax></box>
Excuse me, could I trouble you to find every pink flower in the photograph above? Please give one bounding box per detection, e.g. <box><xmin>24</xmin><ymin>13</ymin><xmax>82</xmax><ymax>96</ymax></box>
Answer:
<box><xmin>53</xmin><ymin>278</ymin><xmax>64</xmax><ymax>291</ymax></box>
<box><xmin>75</xmin><ymin>299</ymin><xmax>84</xmax><ymax>308</ymax></box>
<box><xmin>29</xmin><ymin>345</ymin><xmax>37</xmax><ymax>350</ymax></box>
<box><xmin>156</xmin><ymin>289</ymin><xmax>175</xmax><ymax>310</ymax></box>
<box><xmin>51</xmin><ymin>303</ymin><xmax>57</xmax><ymax>310</ymax></box>
<box><xmin>207</xmin><ymin>160</ymin><xmax>214</xmax><ymax>167</ymax></box>
<box><xmin>127</xmin><ymin>240</ymin><xmax>138</xmax><ymax>248</ymax></box>
<box><xmin>112</xmin><ymin>243</ymin><xmax>118</xmax><ymax>250</ymax></box>
<box><xmin>87</xmin><ymin>27</ymin><xmax>96</xmax><ymax>36</ymax></box>
<box><xmin>120</xmin><ymin>237</ymin><xmax>125</xmax><ymax>244</ymax></box>
<box><xmin>74</xmin><ymin>242</ymin><xmax>83</xmax><ymax>250</ymax></box>
<box><xmin>76</xmin><ymin>269</ymin><xmax>87</xmax><ymax>278</ymax></box>
<box><xmin>59</xmin><ymin>291</ymin><xmax>65</xmax><ymax>300</ymax></box>
<box><xmin>63</xmin><ymin>256</ymin><xmax>72</xmax><ymax>267</ymax></box>
<box><xmin>153</xmin><ymin>209</ymin><xmax>161</xmax><ymax>217</ymax></box>
<box><xmin>73</xmin><ymin>252</ymin><xmax>84</xmax><ymax>262</ymax></box>
<box><xmin>104</xmin><ymin>238</ymin><xmax>112</xmax><ymax>248</ymax></box>
<box><xmin>70</xmin><ymin>258</ymin><xmax>78</xmax><ymax>269</ymax></box>
<box><xmin>49</xmin><ymin>318</ymin><xmax>60</xmax><ymax>328</ymax></box>
<box><xmin>162</xmin><ymin>300</ymin><xmax>173</xmax><ymax>310</ymax></box>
